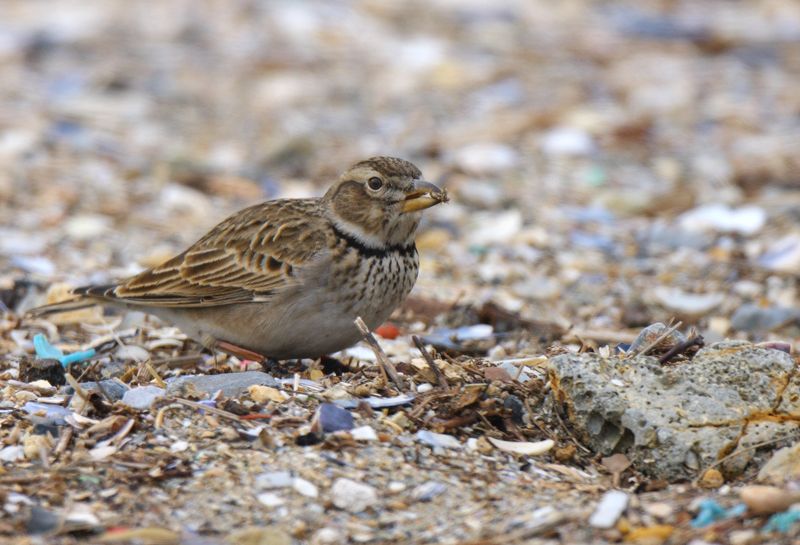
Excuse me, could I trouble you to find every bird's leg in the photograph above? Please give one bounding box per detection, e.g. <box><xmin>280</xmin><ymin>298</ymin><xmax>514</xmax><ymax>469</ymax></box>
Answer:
<box><xmin>213</xmin><ymin>340</ymin><xmax>266</xmax><ymax>364</ymax></box>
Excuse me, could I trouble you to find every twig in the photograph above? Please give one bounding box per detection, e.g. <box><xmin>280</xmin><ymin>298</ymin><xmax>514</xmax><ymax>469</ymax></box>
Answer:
<box><xmin>144</xmin><ymin>360</ymin><xmax>167</xmax><ymax>388</ymax></box>
<box><xmin>658</xmin><ymin>335</ymin><xmax>704</xmax><ymax>364</ymax></box>
<box><xmin>412</xmin><ymin>336</ymin><xmax>448</xmax><ymax>390</ymax></box>
<box><xmin>628</xmin><ymin>320</ymin><xmax>683</xmax><ymax>357</ymax></box>
<box><xmin>64</xmin><ymin>373</ymin><xmax>89</xmax><ymax>401</ymax></box>
<box><xmin>354</xmin><ymin>316</ymin><xmax>405</xmax><ymax>391</ymax></box>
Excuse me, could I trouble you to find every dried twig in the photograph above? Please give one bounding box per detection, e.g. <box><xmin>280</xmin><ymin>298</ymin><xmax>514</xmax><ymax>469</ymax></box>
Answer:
<box><xmin>412</xmin><ymin>335</ymin><xmax>448</xmax><ymax>390</ymax></box>
<box><xmin>658</xmin><ymin>335</ymin><xmax>704</xmax><ymax>364</ymax></box>
<box><xmin>354</xmin><ymin>316</ymin><xmax>405</xmax><ymax>390</ymax></box>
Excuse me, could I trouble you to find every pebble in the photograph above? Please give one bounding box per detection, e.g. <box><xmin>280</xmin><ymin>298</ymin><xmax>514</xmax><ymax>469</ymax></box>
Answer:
<box><xmin>644</xmin><ymin>502</ymin><xmax>674</xmax><ymax>520</ymax></box>
<box><xmin>740</xmin><ymin>485</ymin><xmax>800</xmax><ymax>515</ymax></box>
<box><xmin>540</xmin><ymin>126</ymin><xmax>594</xmax><ymax>155</ymax></box>
<box><xmin>74</xmin><ymin>380</ymin><xmax>129</xmax><ymax>401</ymax></box>
<box><xmin>416</xmin><ymin>383</ymin><xmax>434</xmax><ymax>393</ymax></box>
<box><xmin>730</xmin><ymin>304</ymin><xmax>800</xmax><ymax>333</ymax></box>
<box><xmin>121</xmin><ymin>385</ymin><xmax>165</xmax><ymax>410</ymax></box>
<box><xmin>411</xmin><ymin>481</ymin><xmax>447</xmax><ymax>502</ymax></box>
<box><xmin>170</xmin><ymin>440</ymin><xmax>189</xmax><ymax>453</ymax></box>
<box><xmin>256</xmin><ymin>493</ymin><xmax>285</xmax><ymax>508</ymax></box>
<box><xmin>256</xmin><ymin>471</ymin><xmax>294</xmax><ymax>489</ymax></box>
<box><xmin>166</xmin><ymin>371</ymin><xmax>277</xmax><ymax>398</ymax></box>
<box><xmin>310</xmin><ymin>527</ymin><xmax>346</xmax><ymax>545</ymax></box>
<box><xmin>293</xmin><ymin>477</ymin><xmax>319</xmax><ymax>498</ymax></box>
<box><xmin>349</xmin><ymin>426</ymin><xmax>378</xmax><ymax>441</ymax></box>
<box><xmin>114</xmin><ymin>344</ymin><xmax>151</xmax><ymax>362</ymax></box>
<box><xmin>316</xmin><ymin>403</ymin><xmax>353</xmax><ymax>433</ymax></box>
<box><xmin>22</xmin><ymin>402</ymin><xmax>72</xmax><ymax>426</ymax></box>
<box><xmin>330</xmin><ymin>478</ymin><xmax>378</xmax><ymax>513</ymax></box>
<box><xmin>628</xmin><ymin>322</ymin><xmax>687</xmax><ymax>354</ymax></box>
<box><xmin>758</xmin><ymin>442</ymin><xmax>800</xmax><ymax>483</ymax></box>
<box><xmin>589</xmin><ymin>490</ymin><xmax>629</xmax><ymax>529</ymax></box>
<box><xmin>248</xmin><ymin>385</ymin><xmax>285</xmax><ymax>404</ymax></box>
<box><xmin>0</xmin><ymin>445</ymin><xmax>24</xmax><ymax>462</ymax></box>
<box><xmin>652</xmin><ymin>287</ymin><xmax>724</xmax><ymax>316</ymax></box>
<box><xmin>415</xmin><ymin>430</ymin><xmax>462</xmax><ymax>449</ymax></box>
<box><xmin>678</xmin><ymin>204</ymin><xmax>766</xmax><ymax>235</ymax></box>
<box><xmin>759</xmin><ymin>234</ymin><xmax>800</xmax><ymax>273</ymax></box>
<box><xmin>454</xmin><ymin>143</ymin><xmax>518</xmax><ymax>174</ymax></box>
<box><xmin>469</xmin><ymin>210</ymin><xmax>522</xmax><ymax>245</ymax></box>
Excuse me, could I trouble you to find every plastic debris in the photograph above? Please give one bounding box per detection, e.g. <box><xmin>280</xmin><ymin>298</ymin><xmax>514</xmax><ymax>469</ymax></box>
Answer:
<box><xmin>762</xmin><ymin>509</ymin><xmax>800</xmax><ymax>534</ymax></box>
<box><xmin>691</xmin><ymin>499</ymin><xmax>747</xmax><ymax>528</ymax></box>
<box><xmin>33</xmin><ymin>334</ymin><xmax>96</xmax><ymax>367</ymax></box>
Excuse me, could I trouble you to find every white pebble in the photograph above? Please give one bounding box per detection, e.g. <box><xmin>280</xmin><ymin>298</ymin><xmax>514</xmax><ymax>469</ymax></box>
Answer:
<box><xmin>330</xmin><ymin>478</ymin><xmax>378</xmax><ymax>513</ymax></box>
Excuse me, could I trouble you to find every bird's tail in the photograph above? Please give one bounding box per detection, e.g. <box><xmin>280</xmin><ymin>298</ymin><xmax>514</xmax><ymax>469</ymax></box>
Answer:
<box><xmin>25</xmin><ymin>284</ymin><xmax>117</xmax><ymax>318</ymax></box>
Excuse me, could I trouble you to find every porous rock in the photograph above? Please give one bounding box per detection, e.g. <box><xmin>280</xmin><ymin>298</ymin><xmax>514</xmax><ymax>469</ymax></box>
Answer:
<box><xmin>548</xmin><ymin>341</ymin><xmax>799</xmax><ymax>481</ymax></box>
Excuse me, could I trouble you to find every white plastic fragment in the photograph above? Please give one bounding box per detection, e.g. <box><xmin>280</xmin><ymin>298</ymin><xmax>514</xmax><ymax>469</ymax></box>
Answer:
<box><xmin>589</xmin><ymin>490</ymin><xmax>630</xmax><ymax>528</ymax></box>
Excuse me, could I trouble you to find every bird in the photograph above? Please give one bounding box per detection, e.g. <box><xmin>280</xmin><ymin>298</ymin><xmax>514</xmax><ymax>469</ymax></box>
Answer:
<box><xmin>29</xmin><ymin>156</ymin><xmax>448</xmax><ymax>362</ymax></box>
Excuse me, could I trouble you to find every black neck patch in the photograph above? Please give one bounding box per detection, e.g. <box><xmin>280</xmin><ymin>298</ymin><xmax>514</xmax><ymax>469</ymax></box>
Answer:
<box><xmin>331</xmin><ymin>223</ymin><xmax>416</xmax><ymax>258</ymax></box>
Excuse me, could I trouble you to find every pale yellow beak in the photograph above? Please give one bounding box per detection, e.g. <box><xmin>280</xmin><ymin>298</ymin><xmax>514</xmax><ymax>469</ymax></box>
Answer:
<box><xmin>402</xmin><ymin>181</ymin><xmax>448</xmax><ymax>213</ymax></box>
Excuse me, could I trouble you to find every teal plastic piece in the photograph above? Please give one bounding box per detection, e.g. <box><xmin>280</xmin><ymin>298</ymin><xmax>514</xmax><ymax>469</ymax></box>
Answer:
<box><xmin>33</xmin><ymin>334</ymin><xmax>96</xmax><ymax>367</ymax></box>
<box><xmin>691</xmin><ymin>499</ymin><xmax>746</xmax><ymax>528</ymax></box>
<box><xmin>763</xmin><ymin>509</ymin><xmax>800</xmax><ymax>533</ymax></box>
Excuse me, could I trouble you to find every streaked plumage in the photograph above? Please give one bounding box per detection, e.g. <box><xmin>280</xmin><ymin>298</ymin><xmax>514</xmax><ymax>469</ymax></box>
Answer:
<box><xmin>30</xmin><ymin>157</ymin><xmax>447</xmax><ymax>359</ymax></box>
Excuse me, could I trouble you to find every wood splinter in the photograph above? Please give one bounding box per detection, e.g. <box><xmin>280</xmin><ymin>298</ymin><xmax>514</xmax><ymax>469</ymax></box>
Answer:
<box><xmin>354</xmin><ymin>316</ymin><xmax>405</xmax><ymax>391</ymax></box>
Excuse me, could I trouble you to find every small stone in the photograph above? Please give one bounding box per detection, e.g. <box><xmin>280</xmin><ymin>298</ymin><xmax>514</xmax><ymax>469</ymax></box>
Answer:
<box><xmin>170</xmin><ymin>440</ymin><xmax>189</xmax><ymax>453</ymax></box>
<box><xmin>256</xmin><ymin>471</ymin><xmax>294</xmax><ymax>489</ymax></box>
<box><xmin>730</xmin><ymin>304</ymin><xmax>800</xmax><ymax>333</ymax></box>
<box><xmin>26</xmin><ymin>506</ymin><xmax>59</xmax><ymax>535</ymax></box>
<box><xmin>628</xmin><ymin>322</ymin><xmax>687</xmax><ymax>354</ymax></box>
<box><xmin>411</xmin><ymin>481</ymin><xmax>447</xmax><ymax>501</ymax></box>
<box><xmin>652</xmin><ymin>287</ymin><xmax>724</xmax><ymax>316</ymax></box>
<box><xmin>0</xmin><ymin>445</ymin><xmax>24</xmax><ymax>462</ymax></box>
<box><xmin>228</xmin><ymin>526</ymin><xmax>291</xmax><ymax>545</ymax></box>
<box><xmin>678</xmin><ymin>204</ymin><xmax>766</xmax><ymax>235</ymax></box>
<box><xmin>699</xmin><ymin>469</ymin><xmax>724</xmax><ymax>489</ymax></box>
<box><xmin>388</xmin><ymin>481</ymin><xmax>406</xmax><ymax>493</ymax></box>
<box><xmin>166</xmin><ymin>371</ymin><xmax>277</xmax><ymax>398</ymax></box>
<box><xmin>740</xmin><ymin>485</ymin><xmax>800</xmax><ymax>515</ymax></box>
<box><xmin>589</xmin><ymin>490</ymin><xmax>629</xmax><ymax>529</ymax></box>
<box><xmin>415</xmin><ymin>430</ymin><xmax>461</xmax><ymax>449</ymax></box>
<box><xmin>540</xmin><ymin>126</ymin><xmax>594</xmax><ymax>155</ymax></box>
<box><xmin>330</xmin><ymin>478</ymin><xmax>378</xmax><ymax>513</ymax></box>
<box><xmin>454</xmin><ymin>142</ymin><xmax>518</xmax><ymax>174</ymax></box>
<box><xmin>416</xmin><ymin>383</ymin><xmax>433</xmax><ymax>393</ymax></box>
<box><xmin>75</xmin><ymin>380</ymin><xmax>129</xmax><ymax>401</ymax></box>
<box><xmin>311</xmin><ymin>527</ymin><xmax>346</xmax><ymax>545</ymax></box>
<box><xmin>257</xmin><ymin>493</ymin><xmax>285</xmax><ymax>508</ymax></box>
<box><xmin>349</xmin><ymin>426</ymin><xmax>378</xmax><ymax>441</ymax></box>
<box><xmin>317</xmin><ymin>403</ymin><xmax>353</xmax><ymax>433</ymax></box>
<box><xmin>19</xmin><ymin>358</ymin><xmax>65</xmax><ymax>386</ymax></box>
<box><xmin>758</xmin><ymin>442</ymin><xmax>800</xmax><ymax>483</ymax></box>
<box><xmin>22</xmin><ymin>402</ymin><xmax>72</xmax><ymax>426</ymax></box>
<box><xmin>121</xmin><ymin>385</ymin><xmax>165</xmax><ymax>410</ymax></box>
<box><xmin>644</xmin><ymin>502</ymin><xmax>674</xmax><ymax>520</ymax></box>
<box><xmin>729</xmin><ymin>529</ymin><xmax>757</xmax><ymax>545</ymax></box>
<box><xmin>248</xmin><ymin>385</ymin><xmax>285</xmax><ymax>404</ymax></box>
<box><xmin>293</xmin><ymin>477</ymin><xmax>318</xmax><ymax>498</ymax></box>
<box><xmin>114</xmin><ymin>344</ymin><xmax>151</xmax><ymax>362</ymax></box>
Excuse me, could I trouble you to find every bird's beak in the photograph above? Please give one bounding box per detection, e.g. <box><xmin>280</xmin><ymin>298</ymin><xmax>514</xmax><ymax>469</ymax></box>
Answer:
<box><xmin>402</xmin><ymin>181</ymin><xmax>448</xmax><ymax>213</ymax></box>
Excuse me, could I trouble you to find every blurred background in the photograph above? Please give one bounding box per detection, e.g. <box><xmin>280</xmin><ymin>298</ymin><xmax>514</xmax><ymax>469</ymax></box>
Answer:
<box><xmin>2</xmin><ymin>0</ymin><xmax>800</xmax><ymax>344</ymax></box>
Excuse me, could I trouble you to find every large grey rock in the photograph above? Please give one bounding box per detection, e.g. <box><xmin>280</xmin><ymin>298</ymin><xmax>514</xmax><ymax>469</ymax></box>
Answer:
<box><xmin>549</xmin><ymin>341</ymin><xmax>800</xmax><ymax>481</ymax></box>
<box><xmin>166</xmin><ymin>371</ymin><xmax>277</xmax><ymax>398</ymax></box>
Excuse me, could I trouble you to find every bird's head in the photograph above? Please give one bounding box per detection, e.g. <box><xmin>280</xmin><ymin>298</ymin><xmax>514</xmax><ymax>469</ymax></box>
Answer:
<box><xmin>323</xmin><ymin>156</ymin><xmax>448</xmax><ymax>248</ymax></box>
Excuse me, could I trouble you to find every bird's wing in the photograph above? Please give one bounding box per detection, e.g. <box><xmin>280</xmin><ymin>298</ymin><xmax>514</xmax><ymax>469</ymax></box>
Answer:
<box><xmin>82</xmin><ymin>199</ymin><xmax>329</xmax><ymax>308</ymax></box>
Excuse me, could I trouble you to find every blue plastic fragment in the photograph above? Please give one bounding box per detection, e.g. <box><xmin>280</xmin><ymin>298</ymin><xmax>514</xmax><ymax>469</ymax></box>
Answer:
<box><xmin>691</xmin><ymin>499</ymin><xmax>746</xmax><ymax>528</ymax></box>
<box><xmin>33</xmin><ymin>334</ymin><xmax>96</xmax><ymax>367</ymax></box>
<box><xmin>763</xmin><ymin>509</ymin><xmax>800</xmax><ymax>533</ymax></box>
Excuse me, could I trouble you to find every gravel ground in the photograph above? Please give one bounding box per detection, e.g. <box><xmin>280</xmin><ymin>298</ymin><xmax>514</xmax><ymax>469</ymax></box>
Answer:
<box><xmin>2</xmin><ymin>1</ymin><xmax>800</xmax><ymax>543</ymax></box>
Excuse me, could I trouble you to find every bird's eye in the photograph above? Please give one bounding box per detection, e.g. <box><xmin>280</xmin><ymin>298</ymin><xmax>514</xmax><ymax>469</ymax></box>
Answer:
<box><xmin>367</xmin><ymin>177</ymin><xmax>383</xmax><ymax>190</ymax></box>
